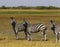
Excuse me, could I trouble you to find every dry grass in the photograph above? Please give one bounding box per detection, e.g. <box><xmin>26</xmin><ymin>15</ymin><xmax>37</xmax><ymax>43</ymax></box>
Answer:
<box><xmin>0</xmin><ymin>40</ymin><xmax>60</xmax><ymax>47</ymax></box>
<box><xmin>0</xmin><ymin>9</ymin><xmax>60</xmax><ymax>47</ymax></box>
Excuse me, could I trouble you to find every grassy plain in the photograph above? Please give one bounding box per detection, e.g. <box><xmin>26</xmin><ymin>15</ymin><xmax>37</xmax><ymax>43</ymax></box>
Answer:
<box><xmin>0</xmin><ymin>9</ymin><xmax>60</xmax><ymax>47</ymax></box>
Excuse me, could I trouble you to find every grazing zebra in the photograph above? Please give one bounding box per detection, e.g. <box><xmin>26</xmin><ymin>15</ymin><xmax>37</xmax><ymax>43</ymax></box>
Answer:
<box><xmin>10</xmin><ymin>17</ymin><xmax>28</xmax><ymax>40</ymax></box>
<box><xmin>50</xmin><ymin>20</ymin><xmax>60</xmax><ymax>43</ymax></box>
<box><xmin>26</xmin><ymin>23</ymin><xmax>47</xmax><ymax>41</ymax></box>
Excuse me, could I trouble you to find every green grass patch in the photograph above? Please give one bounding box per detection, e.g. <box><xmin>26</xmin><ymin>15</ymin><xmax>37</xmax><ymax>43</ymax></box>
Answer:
<box><xmin>0</xmin><ymin>9</ymin><xmax>60</xmax><ymax>14</ymax></box>
<box><xmin>0</xmin><ymin>11</ymin><xmax>60</xmax><ymax>14</ymax></box>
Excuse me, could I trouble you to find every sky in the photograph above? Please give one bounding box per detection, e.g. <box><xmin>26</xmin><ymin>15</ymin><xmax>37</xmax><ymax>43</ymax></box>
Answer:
<box><xmin>0</xmin><ymin>0</ymin><xmax>60</xmax><ymax>7</ymax></box>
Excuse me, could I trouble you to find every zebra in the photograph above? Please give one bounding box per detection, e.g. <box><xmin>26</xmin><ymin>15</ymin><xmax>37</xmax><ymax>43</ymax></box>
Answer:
<box><xmin>50</xmin><ymin>20</ymin><xmax>60</xmax><ymax>43</ymax></box>
<box><xmin>10</xmin><ymin>17</ymin><xmax>28</xmax><ymax>40</ymax></box>
<box><xmin>25</xmin><ymin>23</ymin><xmax>47</xmax><ymax>41</ymax></box>
<box><xmin>10</xmin><ymin>17</ymin><xmax>47</xmax><ymax>41</ymax></box>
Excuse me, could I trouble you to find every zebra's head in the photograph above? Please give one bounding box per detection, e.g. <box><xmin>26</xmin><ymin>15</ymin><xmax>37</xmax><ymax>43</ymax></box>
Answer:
<box><xmin>10</xmin><ymin>16</ymin><xmax>13</xmax><ymax>19</ymax></box>
<box><xmin>22</xmin><ymin>18</ymin><xmax>28</xmax><ymax>27</ymax></box>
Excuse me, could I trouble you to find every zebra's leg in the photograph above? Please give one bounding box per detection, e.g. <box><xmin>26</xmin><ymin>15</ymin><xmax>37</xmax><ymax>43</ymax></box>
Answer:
<box><xmin>56</xmin><ymin>33</ymin><xmax>59</xmax><ymax>43</ymax></box>
<box><xmin>15</xmin><ymin>30</ymin><xmax>19</xmax><ymax>40</ymax></box>
<box><xmin>27</xmin><ymin>32</ymin><xmax>32</xmax><ymax>41</ymax></box>
<box><xmin>24</xmin><ymin>31</ymin><xmax>27</xmax><ymax>39</ymax></box>
<box><xmin>44</xmin><ymin>33</ymin><xmax>47</xmax><ymax>41</ymax></box>
<box><xmin>13</xmin><ymin>28</ymin><xmax>18</xmax><ymax>40</ymax></box>
<box><xmin>53</xmin><ymin>29</ymin><xmax>55</xmax><ymax>34</ymax></box>
<box><xmin>44</xmin><ymin>30</ymin><xmax>47</xmax><ymax>41</ymax></box>
<box><xmin>41</xmin><ymin>32</ymin><xmax>44</xmax><ymax>41</ymax></box>
<box><xmin>41</xmin><ymin>31</ymin><xmax>47</xmax><ymax>41</ymax></box>
<box><xmin>27</xmin><ymin>28</ymin><xmax>32</xmax><ymax>41</ymax></box>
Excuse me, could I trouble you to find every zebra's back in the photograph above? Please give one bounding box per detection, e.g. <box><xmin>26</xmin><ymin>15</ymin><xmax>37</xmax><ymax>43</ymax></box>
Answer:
<box><xmin>27</xmin><ymin>23</ymin><xmax>47</xmax><ymax>33</ymax></box>
<box><xmin>55</xmin><ymin>27</ymin><xmax>60</xmax><ymax>34</ymax></box>
<box><xmin>15</xmin><ymin>23</ymin><xmax>25</xmax><ymax>31</ymax></box>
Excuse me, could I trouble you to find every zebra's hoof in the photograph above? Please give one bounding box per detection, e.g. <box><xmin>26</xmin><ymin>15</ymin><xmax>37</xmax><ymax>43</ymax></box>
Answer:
<box><xmin>58</xmin><ymin>40</ymin><xmax>60</xmax><ymax>43</ymax></box>
<box><xmin>59</xmin><ymin>40</ymin><xmax>60</xmax><ymax>41</ymax></box>
<box><xmin>27</xmin><ymin>38</ymin><xmax>31</xmax><ymax>41</ymax></box>
<box><xmin>27</xmin><ymin>38</ymin><xmax>30</xmax><ymax>41</ymax></box>
<box><xmin>45</xmin><ymin>39</ymin><xmax>48</xmax><ymax>41</ymax></box>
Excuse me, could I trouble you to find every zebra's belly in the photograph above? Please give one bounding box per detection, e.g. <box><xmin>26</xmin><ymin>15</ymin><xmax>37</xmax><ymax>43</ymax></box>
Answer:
<box><xmin>28</xmin><ymin>27</ymin><xmax>40</xmax><ymax>33</ymax></box>
<box><xmin>18</xmin><ymin>29</ymin><xmax>24</xmax><ymax>32</ymax></box>
<box><xmin>31</xmin><ymin>29</ymin><xmax>40</xmax><ymax>33</ymax></box>
<box><xmin>31</xmin><ymin>31</ymin><xmax>40</xmax><ymax>33</ymax></box>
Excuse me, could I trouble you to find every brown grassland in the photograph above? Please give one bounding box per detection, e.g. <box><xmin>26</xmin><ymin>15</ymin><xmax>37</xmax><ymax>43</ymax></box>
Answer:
<box><xmin>0</xmin><ymin>9</ymin><xmax>60</xmax><ymax>47</ymax></box>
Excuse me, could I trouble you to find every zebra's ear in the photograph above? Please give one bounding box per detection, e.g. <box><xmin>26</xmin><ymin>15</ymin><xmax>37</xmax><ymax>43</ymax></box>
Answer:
<box><xmin>10</xmin><ymin>16</ymin><xmax>14</xmax><ymax>19</ymax></box>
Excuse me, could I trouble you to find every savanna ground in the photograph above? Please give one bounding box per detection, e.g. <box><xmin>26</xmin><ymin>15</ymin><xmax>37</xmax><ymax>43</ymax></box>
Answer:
<box><xmin>0</xmin><ymin>9</ymin><xmax>60</xmax><ymax>47</ymax></box>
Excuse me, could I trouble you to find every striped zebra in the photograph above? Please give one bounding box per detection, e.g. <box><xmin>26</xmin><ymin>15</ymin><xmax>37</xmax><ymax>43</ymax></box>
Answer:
<box><xmin>26</xmin><ymin>23</ymin><xmax>47</xmax><ymax>41</ymax></box>
<box><xmin>10</xmin><ymin>17</ymin><xmax>28</xmax><ymax>40</ymax></box>
<box><xmin>10</xmin><ymin>17</ymin><xmax>47</xmax><ymax>41</ymax></box>
<box><xmin>50</xmin><ymin>20</ymin><xmax>60</xmax><ymax>43</ymax></box>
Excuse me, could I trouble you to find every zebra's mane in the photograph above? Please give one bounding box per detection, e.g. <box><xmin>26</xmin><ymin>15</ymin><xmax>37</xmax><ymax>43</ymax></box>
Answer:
<box><xmin>28</xmin><ymin>23</ymin><xmax>43</xmax><ymax>25</ymax></box>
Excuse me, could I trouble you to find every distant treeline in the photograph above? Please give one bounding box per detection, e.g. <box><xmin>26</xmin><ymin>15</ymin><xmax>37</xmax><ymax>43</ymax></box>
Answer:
<box><xmin>0</xmin><ymin>6</ymin><xmax>60</xmax><ymax>9</ymax></box>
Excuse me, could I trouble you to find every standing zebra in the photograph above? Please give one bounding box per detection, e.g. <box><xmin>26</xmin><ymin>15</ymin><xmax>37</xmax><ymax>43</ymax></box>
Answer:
<box><xmin>50</xmin><ymin>20</ymin><xmax>60</xmax><ymax>43</ymax></box>
<box><xmin>10</xmin><ymin>17</ymin><xmax>28</xmax><ymax>40</ymax></box>
<box><xmin>26</xmin><ymin>23</ymin><xmax>47</xmax><ymax>41</ymax></box>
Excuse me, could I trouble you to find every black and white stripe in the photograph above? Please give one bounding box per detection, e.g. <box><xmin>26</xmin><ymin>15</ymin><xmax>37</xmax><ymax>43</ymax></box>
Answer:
<box><xmin>26</xmin><ymin>23</ymin><xmax>47</xmax><ymax>41</ymax></box>
<box><xmin>27</xmin><ymin>23</ymin><xmax>47</xmax><ymax>33</ymax></box>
